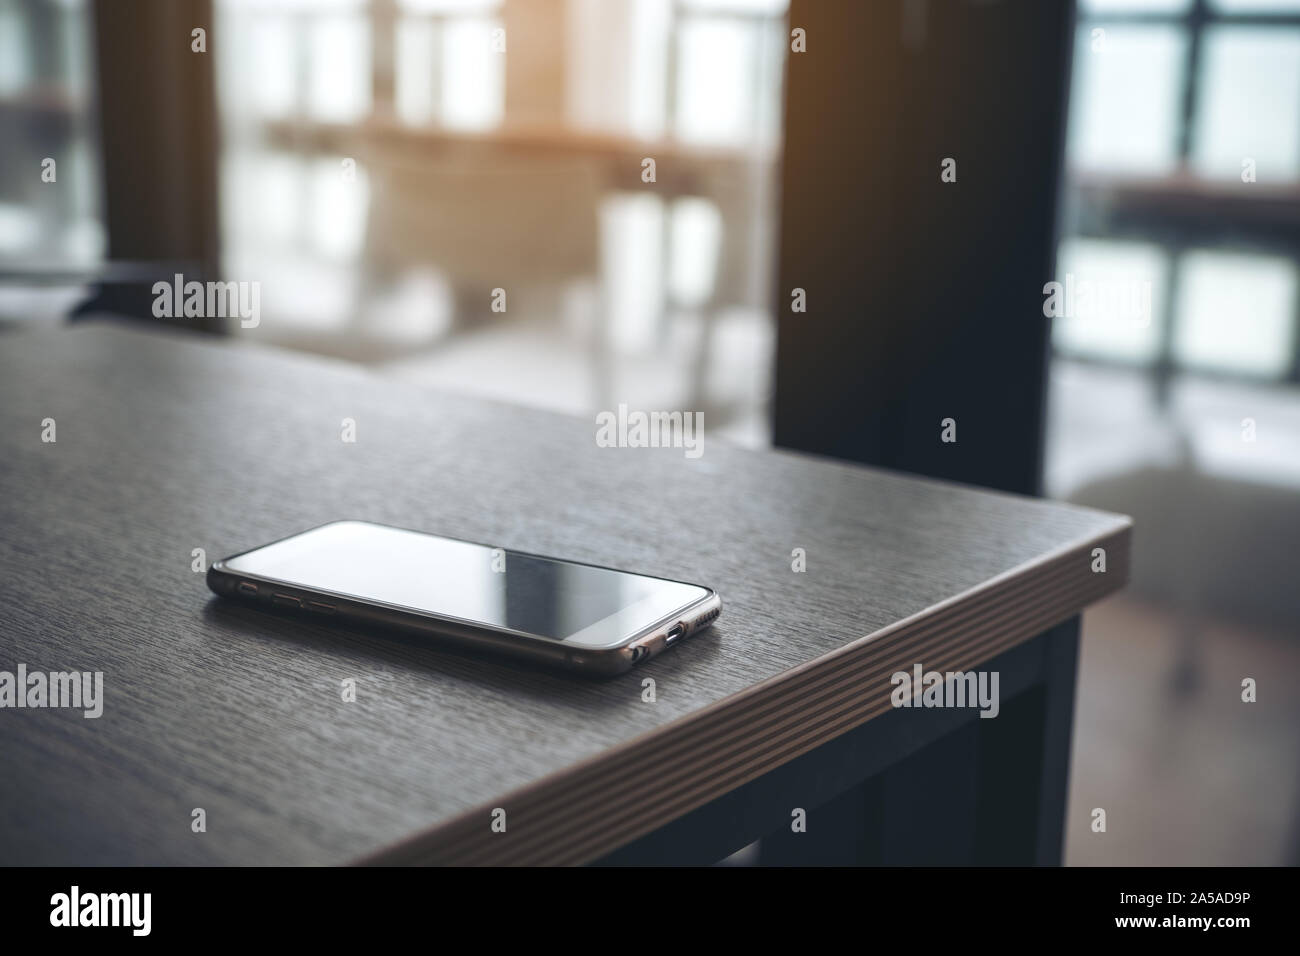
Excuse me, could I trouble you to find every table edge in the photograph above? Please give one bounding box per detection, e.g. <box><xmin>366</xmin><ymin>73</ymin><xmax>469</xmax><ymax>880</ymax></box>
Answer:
<box><xmin>356</xmin><ymin>518</ymin><xmax>1132</xmax><ymax>866</ymax></box>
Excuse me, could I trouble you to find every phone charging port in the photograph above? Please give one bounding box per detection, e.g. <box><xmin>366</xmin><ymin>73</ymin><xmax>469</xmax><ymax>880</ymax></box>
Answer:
<box><xmin>665</xmin><ymin>623</ymin><xmax>686</xmax><ymax>645</ymax></box>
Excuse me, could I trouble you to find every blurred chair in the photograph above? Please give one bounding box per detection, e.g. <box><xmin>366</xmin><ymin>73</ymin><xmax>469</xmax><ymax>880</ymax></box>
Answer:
<box><xmin>1071</xmin><ymin>453</ymin><xmax>1300</xmax><ymax>683</ymax></box>
<box><xmin>356</xmin><ymin>149</ymin><xmax>612</xmax><ymax>396</ymax></box>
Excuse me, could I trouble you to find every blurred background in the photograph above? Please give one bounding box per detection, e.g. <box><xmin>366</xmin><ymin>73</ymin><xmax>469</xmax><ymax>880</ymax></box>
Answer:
<box><xmin>1</xmin><ymin>0</ymin><xmax>1297</xmax><ymax>865</ymax></box>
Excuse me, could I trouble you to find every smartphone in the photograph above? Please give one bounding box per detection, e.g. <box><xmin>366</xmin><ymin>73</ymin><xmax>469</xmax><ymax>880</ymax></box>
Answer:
<box><xmin>207</xmin><ymin>520</ymin><xmax>721</xmax><ymax>676</ymax></box>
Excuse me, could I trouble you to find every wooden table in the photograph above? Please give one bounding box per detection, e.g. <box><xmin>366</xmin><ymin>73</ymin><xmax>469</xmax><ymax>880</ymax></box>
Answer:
<box><xmin>0</xmin><ymin>322</ymin><xmax>1130</xmax><ymax>865</ymax></box>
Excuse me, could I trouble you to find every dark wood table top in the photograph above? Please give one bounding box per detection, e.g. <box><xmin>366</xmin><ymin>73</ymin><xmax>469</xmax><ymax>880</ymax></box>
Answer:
<box><xmin>0</xmin><ymin>322</ymin><xmax>1130</xmax><ymax>865</ymax></box>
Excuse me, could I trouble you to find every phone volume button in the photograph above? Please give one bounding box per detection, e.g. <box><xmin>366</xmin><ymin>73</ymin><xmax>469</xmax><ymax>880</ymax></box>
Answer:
<box><xmin>272</xmin><ymin>594</ymin><xmax>302</xmax><ymax>608</ymax></box>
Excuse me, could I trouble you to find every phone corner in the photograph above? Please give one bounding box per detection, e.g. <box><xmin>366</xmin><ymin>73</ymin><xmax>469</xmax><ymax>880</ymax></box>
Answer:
<box><xmin>204</xmin><ymin>562</ymin><xmax>230</xmax><ymax>596</ymax></box>
<box><xmin>699</xmin><ymin>589</ymin><xmax>723</xmax><ymax>615</ymax></box>
<box><xmin>569</xmin><ymin>646</ymin><xmax>638</xmax><ymax>679</ymax></box>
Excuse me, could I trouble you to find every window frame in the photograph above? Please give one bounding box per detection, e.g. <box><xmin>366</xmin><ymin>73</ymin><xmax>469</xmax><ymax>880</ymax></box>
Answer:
<box><xmin>1064</xmin><ymin>0</ymin><xmax>1300</xmax><ymax>388</ymax></box>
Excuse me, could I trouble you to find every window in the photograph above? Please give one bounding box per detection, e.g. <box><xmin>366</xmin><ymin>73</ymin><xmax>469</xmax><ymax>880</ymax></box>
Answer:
<box><xmin>1067</xmin><ymin>24</ymin><xmax>1188</xmax><ymax>174</ymax></box>
<box><xmin>1172</xmin><ymin>250</ymin><xmax>1297</xmax><ymax>376</ymax></box>
<box><xmin>1059</xmin><ymin>0</ymin><xmax>1300</xmax><ymax>384</ymax></box>
<box><xmin>394</xmin><ymin>0</ymin><xmax>504</xmax><ymax>130</ymax></box>
<box><xmin>1053</xmin><ymin>238</ymin><xmax>1169</xmax><ymax>364</ymax></box>
<box><xmin>1192</xmin><ymin>26</ymin><xmax>1300</xmax><ymax>180</ymax></box>
<box><xmin>0</xmin><ymin>0</ymin><xmax>103</xmax><ymax>271</ymax></box>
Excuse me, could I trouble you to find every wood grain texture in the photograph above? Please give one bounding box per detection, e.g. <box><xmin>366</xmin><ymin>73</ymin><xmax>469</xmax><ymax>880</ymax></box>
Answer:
<box><xmin>0</xmin><ymin>322</ymin><xmax>1131</xmax><ymax>865</ymax></box>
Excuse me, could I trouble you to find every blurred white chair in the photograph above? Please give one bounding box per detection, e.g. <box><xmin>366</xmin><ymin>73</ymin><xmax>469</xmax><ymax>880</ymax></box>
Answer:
<box><xmin>355</xmin><ymin>149</ymin><xmax>614</xmax><ymax>396</ymax></box>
